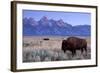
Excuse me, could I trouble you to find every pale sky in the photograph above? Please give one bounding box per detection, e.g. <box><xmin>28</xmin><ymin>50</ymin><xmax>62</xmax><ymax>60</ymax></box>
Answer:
<box><xmin>23</xmin><ymin>10</ymin><xmax>91</xmax><ymax>26</ymax></box>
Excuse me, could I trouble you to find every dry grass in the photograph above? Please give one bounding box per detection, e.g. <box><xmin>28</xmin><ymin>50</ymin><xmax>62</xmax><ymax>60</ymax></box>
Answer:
<box><xmin>23</xmin><ymin>36</ymin><xmax>91</xmax><ymax>62</ymax></box>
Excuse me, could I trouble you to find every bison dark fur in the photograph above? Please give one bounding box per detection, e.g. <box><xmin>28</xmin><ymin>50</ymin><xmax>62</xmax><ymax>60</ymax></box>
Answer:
<box><xmin>61</xmin><ymin>37</ymin><xmax>87</xmax><ymax>56</ymax></box>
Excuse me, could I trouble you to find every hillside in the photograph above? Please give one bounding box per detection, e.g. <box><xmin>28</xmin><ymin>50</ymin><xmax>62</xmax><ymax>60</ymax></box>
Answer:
<box><xmin>23</xmin><ymin>16</ymin><xmax>91</xmax><ymax>36</ymax></box>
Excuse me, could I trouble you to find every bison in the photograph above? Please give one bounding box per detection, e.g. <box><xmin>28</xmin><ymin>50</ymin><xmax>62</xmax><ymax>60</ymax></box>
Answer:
<box><xmin>61</xmin><ymin>37</ymin><xmax>87</xmax><ymax>56</ymax></box>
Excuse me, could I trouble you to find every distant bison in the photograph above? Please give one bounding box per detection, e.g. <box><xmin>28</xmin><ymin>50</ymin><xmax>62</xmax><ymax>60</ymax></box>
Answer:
<box><xmin>61</xmin><ymin>37</ymin><xmax>87</xmax><ymax>56</ymax></box>
<box><xmin>43</xmin><ymin>38</ymin><xmax>49</xmax><ymax>40</ymax></box>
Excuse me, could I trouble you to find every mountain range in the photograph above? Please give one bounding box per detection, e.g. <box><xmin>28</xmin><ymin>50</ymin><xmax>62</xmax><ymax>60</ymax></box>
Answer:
<box><xmin>23</xmin><ymin>16</ymin><xmax>91</xmax><ymax>36</ymax></box>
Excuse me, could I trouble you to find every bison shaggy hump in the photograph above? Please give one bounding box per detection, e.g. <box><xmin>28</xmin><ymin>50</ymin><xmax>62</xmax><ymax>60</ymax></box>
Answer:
<box><xmin>61</xmin><ymin>37</ymin><xmax>87</xmax><ymax>56</ymax></box>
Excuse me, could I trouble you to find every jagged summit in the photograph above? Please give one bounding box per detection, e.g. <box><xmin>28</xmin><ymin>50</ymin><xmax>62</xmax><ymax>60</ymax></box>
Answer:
<box><xmin>23</xmin><ymin>16</ymin><xmax>91</xmax><ymax>36</ymax></box>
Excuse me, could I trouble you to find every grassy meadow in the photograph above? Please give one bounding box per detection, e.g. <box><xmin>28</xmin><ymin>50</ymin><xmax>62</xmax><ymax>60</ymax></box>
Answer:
<box><xmin>23</xmin><ymin>36</ymin><xmax>91</xmax><ymax>63</ymax></box>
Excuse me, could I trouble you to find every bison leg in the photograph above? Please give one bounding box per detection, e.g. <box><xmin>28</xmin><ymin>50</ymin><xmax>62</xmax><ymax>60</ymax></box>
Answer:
<box><xmin>72</xmin><ymin>50</ymin><xmax>76</xmax><ymax>56</ymax></box>
<box><xmin>81</xmin><ymin>47</ymin><xmax>87</xmax><ymax>56</ymax></box>
<box><xmin>63</xmin><ymin>49</ymin><xmax>66</xmax><ymax>53</ymax></box>
<box><xmin>81</xmin><ymin>48</ymin><xmax>84</xmax><ymax>53</ymax></box>
<box><xmin>84</xmin><ymin>46</ymin><xmax>87</xmax><ymax>56</ymax></box>
<box><xmin>84</xmin><ymin>47</ymin><xmax>87</xmax><ymax>53</ymax></box>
